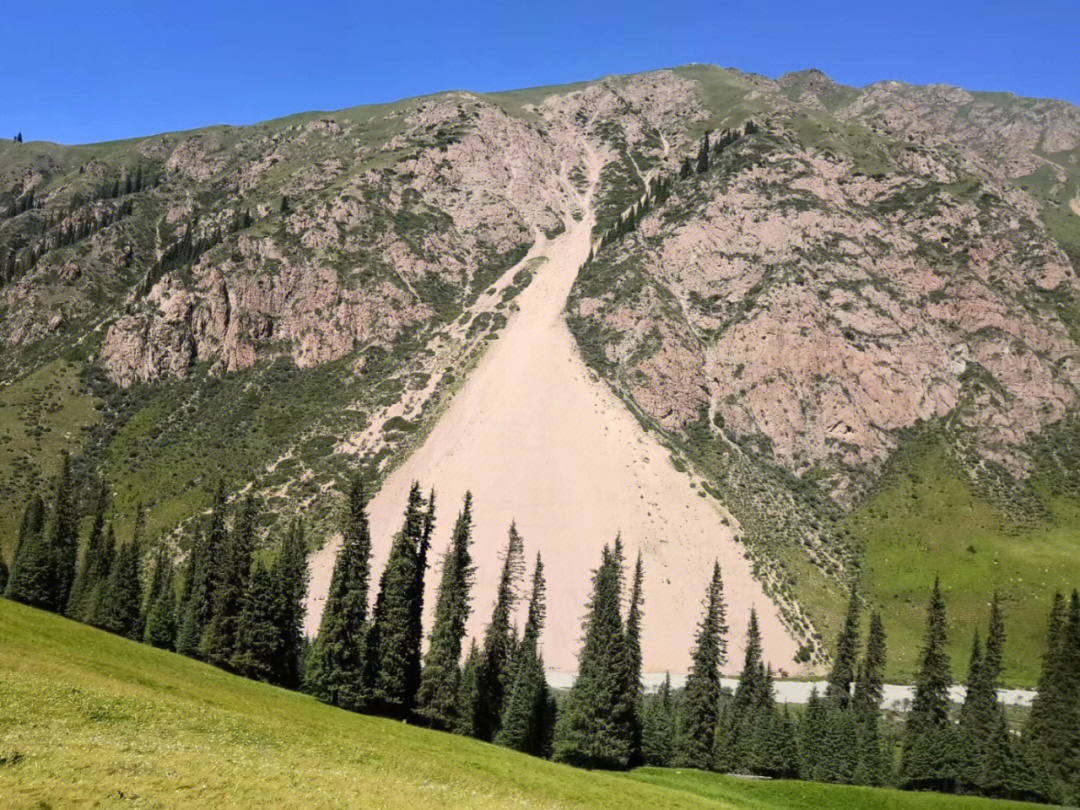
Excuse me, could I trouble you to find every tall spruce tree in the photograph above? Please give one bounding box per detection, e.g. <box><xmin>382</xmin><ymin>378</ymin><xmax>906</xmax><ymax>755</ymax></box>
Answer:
<box><xmin>901</xmin><ymin>578</ymin><xmax>960</xmax><ymax>792</ymax></box>
<box><xmin>84</xmin><ymin>524</ymin><xmax>117</xmax><ymax>626</ymax></box>
<box><xmin>176</xmin><ymin>484</ymin><xmax>228</xmax><ymax>657</ymax></box>
<box><xmin>552</xmin><ymin>543</ymin><xmax>633</xmax><ymax>768</ymax></box>
<box><xmin>98</xmin><ymin>521</ymin><xmax>143</xmax><ymax>640</ymax></box>
<box><xmin>5</xmin><ymin>496</ymin><xmax>52</xmax><ymax>608</ymax></box>
<box><xmin>717</xmin><ymin>609</ymin><xmax>774</xmax><ymax>773</ymax></box>
<box><xmin>496</xmin><ymin>554</ymin><xmax>554</xmax><ymax>757</ymax></box>
<box><xmin>45</xmin><ymin>451</ymin><xmax>79</xmax><ymax>611</ymax></box>
<box><xmin>230</xmin><ymin>560</ymin><xmax>278</xmax><ymax>681</ymax></box>
<box><xmin>696</xmin><ymin>132</ymin><xmax>710</xmax><ymax>173</ymax></box>
<box><xmin>474</xmin><ymin>522</ymin><xmax>526</xmax><ymax>740</ymax></box>
<box><xmin>798</xmin><ymin>687</ymin><xmax>826</xmax><ymax>779</ymax></box>
<box><xmin>304</xmin><ymin>475</ymin><xmax>373</xmax><ymax>709</ymax></box>
<box><xmin>7</xmin><ymin>456</ymin><xmax>78</xmax><ymax>611</ymax></box>
<box><xmin>201</xmin><ymin>495</ymin><xmax>257</xmax><ymax>667</ymax></box>
<box><xmin>457</xmin><ymin>640</ymin><xmax>481</xmax><ymax>737</ymax></box>
<box><xmin>1025</xmin><ymin>591</ymin><xmax>1065</xmax><ymax>752</ymax></box>
<box><xmin>752</xmin><ymin>704</ymin><xmax>798</xmax><ymax>779</ymax></box>
<box><xmin>417</xmin><ymin>493</ymin><xmax>475</xmax><ymax>730</ymax></box>
<box><xmin>370</xmin><ymin>482</ymin><xmax>429</xmax><ymax>716</ymax></box>
<box><xmin>142</xmin><ymin>545</ymin><xmax>171</xmax><ymax>631</ymax></box>
<box><xmin>851</xmin><ymin>611</ymin><xmax>888</xmax><ymax>786</ymax></box>
<box><xmin>673</xmin><ymin>561</ymin><xmax>727</xmax><ymax>769</ymax></box>
<box><xmin>66</xmin><ymin>479</ymin><xmax>108</xmax><ymax>618</ymax></box>
<box><xmin>826</xmin><ymin>585</ymin><xmax>861</xmax><ymax>708</ymax></box>
<box><xmin>979</xmin><ymin>705</ymin><xmax>1016</xmax><ymax>799</ymax></box>
<box><xmin>143</xmin><ymin>557</ymin><xmax>178</xmax><ymax>649</ymax></box>
<box><xmin>623</xmin><ymin>552</ymin><xmax>645</xmax><ymax>763</ymax></box>
<box><xmin>641</xmin><ymin>673</ymin><xmax>676</xmax><ymax>766</ymax></box>
<box><xmin>1029</xmin><ymin>590</ymin><xmax>1080</xmax><ymax>788</ymax></box>
<box><xmin>269</xmin><ymin>518</ymin><xmax>309</xmax><ymax>687</ymax></box>
<box><xmin>10</xmin><ymin>495</ymin><xmax>45</xmax><ymax>574</ymax></box>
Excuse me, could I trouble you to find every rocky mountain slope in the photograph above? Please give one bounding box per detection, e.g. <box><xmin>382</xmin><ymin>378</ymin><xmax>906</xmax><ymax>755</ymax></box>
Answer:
<box><xmin>2</xmin><ymin>65</ymin><xmax>1080</xmax><ymax>681</ymax></box>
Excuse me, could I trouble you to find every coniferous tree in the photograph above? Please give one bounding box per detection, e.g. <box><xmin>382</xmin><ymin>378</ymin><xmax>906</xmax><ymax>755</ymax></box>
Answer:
<box><xmin>201</xmin><ymin>495</ymin><xmax>257</xmax><ymax>667</ymax></box>
<box><xmin>798</xmin><ymin>687</ymin><xmax>826</xmax><ymax>779</ymax></box>
<box><xmin>12</xmin><ymin>495</ymin><xmax>45</xmax><ymax>566</ymax></box>
<box><xmin>679</xmin><ymin>156</ymin><xmax>692</xmax><ymax>179</ymax></box>
<box><xmin>143</xmin><ymin>557</ymin><xmax>178</xmax><ymax>650</ymax></box>
<box><xmin>851</xmin><ymin>611</ymin><xmax>888</xmax><ymax>786</ymax></box>
<box><xmin>66</xmin><ymin>479</ymin><xmax>108</xmax><ymax>618</ymax></box>
<box><xmin>961</xmin><ymin>592</ymin><xmax>1010</xmax><ymax>794</ymax></box>
<box><xmin>623</xmin><ymin>552</ymin><xmax>645</xmax><ymax>763</ymax></box>
<box><xmin>673</xmin><ymin>561</ymin><xmax>727</xmax><ymax>769</ymax></box>
<box><xmin>0</xmin><ymin>554</ymin><xmax>7</xmax><ymax>593</ymax></box>
<box><xmin>1013</xmin><ymin>733</ymin><xmax>1058</xmax><ymax>804</ymax></box>
<box><xmin>83</xmin><ymin>524</ymin><xmax>117</xmax><ymax>626</ymax></box>
<box><xmin>823</xmin><ymin>704</ymin><xmax>858</xmax><ymax>784</ymax></box>
<box><xmin>474</xmin><ymin>522</ymin><xmax>526</xmax><ymax>740</ymax></box>
<box><xmin>176</xmin><ymin>484</ymin><xmax>228</xmax><ymax>657</ymax></box>
<box><xmin>979</xmin><ymin>705</ymin><xmax>1016</xmax><ymax>799</ymax></box>
<box><xmin>142</xmin><ymin>546</ymin><xmax>171</xmax><ymax>632</ymax></box>
<box><xmin>457</xmin><ymin>640</ymin><xmax>481</xmax><ymax>737</ymax></box>
<box><xmin>753</xmin><ymin>705</ymin><xmax>798</xmax><ymax>778</ymax></box>
<box><xmin>5</xmin><ymin>496</ymin><xmax>53</xmax><ymax>608</ymax></box>
<box><xmin>552</xmin><ymin>542</ymin><xmax>633</xmax><ymax>768</ymax></box>
<box><xmin>305</xmin><ymin>475</ymin><xmax>373</xmax><ymax>709</ymax></box>
<box><xmin>696</xmin><ymin>131</ymin><xmax>710</xmax><ymax>173</ymax></box>
<box><xmin>826</xmin><ymin>585</ymin><xmax>861</xmax><ymax>708</ymax></box>
<box><xmin>717</xmin><ymin>609</ymin><xmax>774</xmax><ymax>773</ymax></box>
<box><xmin>47</xmin><ymin>451</ymin><xmax>80</xmax><ymax>611</ymax></box>
<box><xmin>958</xmin><ymin>629</ymin><xmax>986</xmax><ymax>790</ymax></box>
<box><xmin>496</xmin><ymin>554</ymin><xmax>553</xmax><ymax>756</ymax></box>
<box><xmin>901</xmin><ymin>578</ymin><xmax>960</xmax><ymax>792</ymax></box>
<box><xmin>417</xmin><ymin>493</ymin><xmax>475</xmax><ymax>730</ymax></box>
<box><xmin>370</xmin><ymin>482</ymin><xmax>429</xmax><ymax>716</ymax></box>
<box><xmin>1046</xmin><ymin>591</ymin><xmax>1080</xmax><ymax>788</ymax></box>
<box><xmin>1026</xmin><ymin>591</ymin><xmax>1065</xmax><ymax>753</ymax></box>
<box><xmin>230</xmin><ymin>560</ymin><xmax>278</xmax><ymax>681</ymax></box>
<box><xmin>98</xmin><ymin>520</ymin><xmax>144</xmax><ymax>640</ymax></box>
<box><xmin>641</xmin><ymin>673</ymin><xmax>676</xmax><ymax>766</ymax></box>
<box><xmin>268</xmin><ymin>518</ymin><xmax>309</xmax><ymax>687</ymax></box>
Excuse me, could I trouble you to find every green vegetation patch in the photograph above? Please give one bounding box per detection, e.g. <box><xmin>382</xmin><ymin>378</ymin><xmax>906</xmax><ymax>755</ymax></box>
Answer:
<box><xmin>849</xmin><ymin>433</ymin><xmax>1080</xmax><ymax>685</ymax></box>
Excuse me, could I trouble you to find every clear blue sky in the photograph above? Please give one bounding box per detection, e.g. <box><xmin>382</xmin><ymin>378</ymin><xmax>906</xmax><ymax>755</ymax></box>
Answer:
<box><xmin>5</xmin><ymin>0</ymin><xmax>1078</xmax><ymax>145</ymax></box>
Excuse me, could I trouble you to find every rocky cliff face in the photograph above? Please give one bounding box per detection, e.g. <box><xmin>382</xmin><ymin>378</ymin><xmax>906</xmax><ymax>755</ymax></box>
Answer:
<box><xmin>572</xmin><ymin>131</ymin><xmax>1080</xmax><ymax>499</ymax></box>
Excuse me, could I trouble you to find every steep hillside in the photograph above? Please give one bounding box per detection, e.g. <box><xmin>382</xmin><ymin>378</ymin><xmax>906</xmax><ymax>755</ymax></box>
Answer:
<box><xmin>0</xmin><ymin>598</ymin><xmax>1038</xmax><ymax>810</ymax></box>
<box><xmin>3</xmin><ymin>66</ymin><xmax>1080</xmax><ymax>682</ymax></box>
<box><xmin>567</xmin><ymin>67</ymin><xmax>1080</xmax><ymax>680</ymax></box>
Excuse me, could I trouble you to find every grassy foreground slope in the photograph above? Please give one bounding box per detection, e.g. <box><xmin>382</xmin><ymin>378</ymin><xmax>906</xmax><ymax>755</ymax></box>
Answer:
<box><xmin>0</xmin><ymin>600</ymin><xmax>1040</xmax><ymax>810</ymax></box>
<box><xmin>631</xmin><ymin>769</ymin><xmax>1041</xmax><ymax>810</ymax></box>
<box><xmin>0</xmin><ymin>600</ymin><xmax>712</xmax><ymax>810</ymax></box>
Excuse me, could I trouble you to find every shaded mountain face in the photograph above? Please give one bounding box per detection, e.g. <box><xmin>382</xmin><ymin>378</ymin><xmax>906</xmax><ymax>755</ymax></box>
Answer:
<box><xmin>3</xmin><ymin>66</ymin><xmax>1080</xmax><ymax>679</ymax></box>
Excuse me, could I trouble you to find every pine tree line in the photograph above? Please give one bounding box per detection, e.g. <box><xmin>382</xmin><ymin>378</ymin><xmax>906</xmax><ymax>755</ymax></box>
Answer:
<box><xmin>586</xmin><ymin>120</ymin><xmax>759</xmax><ymax>261</ymax></box>
<box><xmin>304</xmin><ymin>484</ymin><xmax>555</xmax><ymax>753</ymax></box>
<box><xmin>138</xmin><ymin>207</ymin><xmax>253</xmax><ymax>296</ymax></box>
<box><xmin>3</xmin><ymin>454</ymin><xmax>1077</xmax><ymax>805</ymax></box>
<box><xmin>3</xmin><ymin>454</ymin><xmax>310</xmax><ymax>689</ymax></box>
<box><xmin>1</xmin><ymin>166</ymin><xmax>162</xmax><ymax>287</ymax></box>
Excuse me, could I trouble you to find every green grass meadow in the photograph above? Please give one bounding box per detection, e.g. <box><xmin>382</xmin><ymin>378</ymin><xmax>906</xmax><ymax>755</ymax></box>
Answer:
<box><xmin>852</xmin><ymin>440</ymin><xmax>1079</xmax><ymax>685</ymax></box>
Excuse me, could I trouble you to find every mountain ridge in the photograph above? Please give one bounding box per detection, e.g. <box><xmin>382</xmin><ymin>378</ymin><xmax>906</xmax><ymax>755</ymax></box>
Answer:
<box><xmin>2</xmin><ymin>64</ymin><xmax>1079</xmax><ymax>682</ymax></box>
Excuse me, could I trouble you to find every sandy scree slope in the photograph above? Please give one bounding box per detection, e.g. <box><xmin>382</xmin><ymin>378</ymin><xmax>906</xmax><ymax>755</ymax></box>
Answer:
<box><xmin>307</xmin><ymin>140</ymin><xmax>802</xmax><ymax>676</ymax></box>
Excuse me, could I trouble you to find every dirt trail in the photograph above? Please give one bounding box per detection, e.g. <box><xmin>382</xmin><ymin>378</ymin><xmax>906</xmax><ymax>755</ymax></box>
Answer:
<box><xmin>1070</xmin><ymin>190</ymin><xmax>1080</xmax><ymax>217</ymax></box>
<box><xmin>307</xmin><ymin>141</ymin><xmax>802</xmax><ymax>676</ymax></box>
